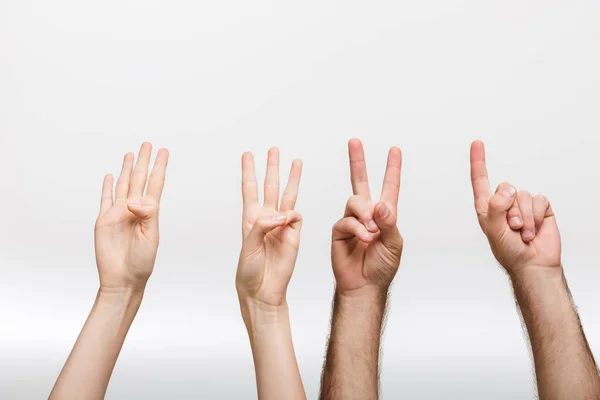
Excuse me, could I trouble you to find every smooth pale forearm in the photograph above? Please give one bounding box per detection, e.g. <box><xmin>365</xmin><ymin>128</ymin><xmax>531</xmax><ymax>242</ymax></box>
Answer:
<box><xmin>511</xmin><ymin>267</ymin><xmax>600</xmax><ymax>400</ymax></box>
<box><xmin>241</xmin><ymin>300</ymin><xmax>306</xmax><ymax>400</ymax></box>
<box><xmin>50</xmin><ymin>286</ymin><xmax>144</xmax><ymax>400</ymax></box>
<box><xmin>320</xmin><ymin>287</ymin><xmax>387</xmax><ymax>400</ymax></box>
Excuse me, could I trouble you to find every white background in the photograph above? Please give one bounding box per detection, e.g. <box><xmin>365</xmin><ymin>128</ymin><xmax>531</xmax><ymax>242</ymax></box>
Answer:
<box><xmin>1</xmin><ymin>1</ymin><xmax>600</xmax><ymax>398</ymax></box>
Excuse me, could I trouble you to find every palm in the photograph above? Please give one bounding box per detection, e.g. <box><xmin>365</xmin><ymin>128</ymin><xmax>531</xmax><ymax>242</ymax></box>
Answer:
<box><xmin>239</xmin><ymin>206</ymin><xmax>301</xmax><ymax>305</ymax></box>
<box><xmin>95</xmin><ymin>197</ymin><xmax>158</xmax><ymax>288</ymax></box>
<box><xmin>236</xmin><ymin>149</ymin><xmax>303</xmax><ymax>307</ymax></box>
<box><xmin>94</xmin><ymin>143</ymin><xmax>169</xmax><ymax>290</ymax></box>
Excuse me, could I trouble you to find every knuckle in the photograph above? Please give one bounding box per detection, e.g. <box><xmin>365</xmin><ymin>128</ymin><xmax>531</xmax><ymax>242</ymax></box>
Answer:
<box><xmin>488</xmin><ymin>194</ymin><xmax>508</xmax><ymax>210</ymax></box>
<box><xmin>517</xmin><ymin>190</ymin><xmax>531</xmax><ymax>199</ymax></box>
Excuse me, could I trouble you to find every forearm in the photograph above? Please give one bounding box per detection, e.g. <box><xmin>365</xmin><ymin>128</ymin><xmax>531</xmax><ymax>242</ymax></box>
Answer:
<box><xmin>320</xmin><ymin>287</ymin><xmax>388</xmax><ymax>400</ymax></box>
<box><xmin>511</xmin><ymin>267</ymin><xmax>600</xmax><ymax>400</ymax></box>
<box><xmin>241</xmin><ymin>300</ymin><xmax>306</xmax><ymax>400</ymax></box>
<box><xmin>50</xmin><ymin>286</ymin><xmax>144</xmax><ymax>400</ymax></box>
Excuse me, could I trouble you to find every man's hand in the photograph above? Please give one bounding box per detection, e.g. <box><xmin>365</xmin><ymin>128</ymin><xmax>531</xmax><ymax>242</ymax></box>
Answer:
<box><xmin>236</xmin><ymin>148</ymin><xmax>303</xmax><ymax>309</ymax></box>
<box><xmin>470</xmin><ymin>140</ymin><xmax>600</xmax><ymax>400</ymax></box>
<box><xmin>332</xmin><ymin>138</ymin><xmax>403</xmax><ymax>295</ymax></box>
<box><xmin>95</xmin><ymin>142</ymin><xmax>169</xmax><ymax>290</ymax></box>
<box><xmin>470</xmin><ymin>140</ymin><xmax>560</xmax><ymax>276</ymax></box>
<box><xmin>320</xmin><ymin>139</ymin><xmax>403</xmax><ymax>400</ymax></box>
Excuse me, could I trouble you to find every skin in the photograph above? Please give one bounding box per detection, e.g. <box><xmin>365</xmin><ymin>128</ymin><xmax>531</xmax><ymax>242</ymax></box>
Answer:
<box><xmin>319</xmin><ymin>139</ymin><xmax>403</xmax><ymax>400</ymax></box>
<box><xmin>49</xmin><ymin>143</ymin><xmax>169</xmax><ymax>400</ymax></box>
<box><xmin>236</xmin><ymin>148</ymin><xmax>306</xmax><ymax>400</ymax></box>
<box><xmin>470</xmin><ymin>140</ymin><xmax>600</xmax><ymax>400</ymax></box>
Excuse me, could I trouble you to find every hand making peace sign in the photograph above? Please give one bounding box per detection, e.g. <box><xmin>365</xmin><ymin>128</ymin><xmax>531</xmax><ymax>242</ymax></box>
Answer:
<box><xmin>331</xmin><ymin>139</ymin><xmax>404</xmax><ymax>295</ymax></box>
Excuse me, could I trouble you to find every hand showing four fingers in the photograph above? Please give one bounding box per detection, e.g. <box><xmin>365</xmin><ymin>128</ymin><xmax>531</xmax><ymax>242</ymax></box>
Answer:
<box><xmin>331</xmin><ymin>139</ymin><xmax>404</xmax><ymax>295</ymax></box>
<box><xmin>470</xmin><ymin>141</ymin><xmax>561</xmax><ymax>276</ymax></box>
<box><xmin>95</xmin><ymin>142</ymin><xmax>169</xmax><ymax>291</ymax></box>
<box><xmin>236</xmin><ymin>148</ymin><xmax>304</xmax><ymax>308</ymax></box>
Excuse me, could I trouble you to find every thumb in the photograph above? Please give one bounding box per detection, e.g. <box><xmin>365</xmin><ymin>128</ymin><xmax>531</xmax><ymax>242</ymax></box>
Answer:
<box><xmin>127</xmin><ymin>203</ymin><xmax>159</xmax><ymax>235</ymax></box>
<box><xmin>373</xmin><ymin>202</ymin><xmax>402</xmax><ymax>250</ymax></box>
<box><xmin>244</xmin><ymin>214</ymin><xmax>288</xmax><ymax>252</ymax></box>
<box><xmin>485</xmin><ymin>183</ymin><xmax>516</xmax><ymax>240</ymax></box>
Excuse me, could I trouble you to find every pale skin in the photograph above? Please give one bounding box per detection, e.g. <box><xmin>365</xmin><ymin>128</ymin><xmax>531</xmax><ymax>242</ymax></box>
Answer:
<box><xmin>470</xmin><ymin>140</ymin><xmax>600</xmax><ymax>400</ymax></box>
<box><xmin>320</xmin><ymin>139</ymin><xmax>403</xmax><ymax>400</ymax></box>
<box><xmin>236</xmin><ymin>148</ymin><xmax>306</xmax><ymax>400</ymax></box>
<box><xmin>49</xmin><ymin>143</ymin><xmax>169</xmax><ymax>400</ymax></box>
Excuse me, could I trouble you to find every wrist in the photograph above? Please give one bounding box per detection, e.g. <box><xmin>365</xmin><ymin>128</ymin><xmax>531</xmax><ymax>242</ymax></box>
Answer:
<box><xmin>97</xmin><ymin>285</ymin><xmax>145</xmax><ymax>310</ymax></box>
<box><xmin>239</xmin><ymin>296</ymin><xmax>290</xmax><ymax>328</ymax></box>
<box><xmin>336</xmin><ymin>284</ymin><xmax>389</xmax><ymax>301</ymax></box>
<box><xmin>334</xmin><ymin>285</ymin><xmax>388</xmax><ymax>318</ymax></box>
<box><xmin>508</xmin><ymin>264</ymin><xmax>563</xmax><ymax>285</ymax></box>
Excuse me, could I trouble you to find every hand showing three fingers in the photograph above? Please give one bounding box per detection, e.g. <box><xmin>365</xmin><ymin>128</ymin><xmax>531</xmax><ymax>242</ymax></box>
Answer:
<box><xmin>95</xmin><ymin>142</ymin><xmax>169</xmax><ymax>291</ymax></box>
<box><xmin>236</xmin><ymin>148</ymin><xmax>303</xmax><ymax>309</ymax></box>
<box><xmin>470</xmin><ymin>141</ymin><xmax>561</xmax><ymax>276</ymax></box>
<box><xmin>332</xmin><ymin>139</ymin><xmax>404</xmax><ymax>295</ymax></box>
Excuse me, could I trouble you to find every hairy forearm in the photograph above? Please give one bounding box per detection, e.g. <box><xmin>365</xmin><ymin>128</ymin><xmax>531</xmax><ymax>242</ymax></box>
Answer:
<box><xmin>241</xmin><ymin>300</ymin><xmax>306</xmax><ymax>400</ymax></box>
<box><xmin>50</xmin><ymin>286</ymin><xmax>144</xmax><ymax>400</ymax></box>
<box><xmin>511</xmin><ymin>267</ymin><xmax>600</xmax><ymax>400</ymax></box>
<box><xmin>320</xmin><ymin>287</ymin><xmax>388</xmax><ymax>400</ymax></box>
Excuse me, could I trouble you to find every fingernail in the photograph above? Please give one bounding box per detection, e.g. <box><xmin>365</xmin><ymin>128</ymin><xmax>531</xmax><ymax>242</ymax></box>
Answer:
<box><xmin>128</xmin><ymin>203</ymin><xmax>141</xmax><ymax>208</ymax></box>
<box><xmin>274</xmin><ymin>215</ymin><xmax>287</xmax><ymax>222</ymax></box>
<box><xmin>501</xmin><ymin>186</ymin><xmax>516</xmax><ymax>198</ymax></box>
<box><xmin>378</xmin><ymin>204</ymin><xmax>389</xmax><ymax>218</ymax></box>
<box><xmin>509</xmin><ymin>217</ymin><xmax>522</xmax><ymax>226</ymax></box>
<box><xmin>522</xmin><ymin>230</ymin><xmax>534</xmax><ymax>241</ymax></box>
<box><xmin>360</xmin><ymin>231</ymin><xmax>372</xmax><ymax>240</ymax></box>
<box><xmin>367</xmin><ymin>220</ymin><xmax>379</xmax><ymax>231</ymax></box>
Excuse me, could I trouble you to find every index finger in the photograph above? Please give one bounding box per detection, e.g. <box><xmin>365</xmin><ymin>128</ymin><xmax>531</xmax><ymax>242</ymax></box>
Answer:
<box><xmin>146</xmin><ymin>148</ymin><xmax>169</xmax><ymax>200</ymax></box>
<box><xmin>470</xmin><ymin>141</ymin><xmax>492</xmax><ymax>218</ymax></box>
<box><xmin>348</xmin><ymin>138</ymin><xmax>371</xmax><ymax>198</ymax></box>
<box><xmin>380</xmin><ymin>146</ymin><xmax>402</xmax><ymax>206</ymax></box>
<box><xmin>242</xmin><ymin>152</ymin><xmax>259</xmax><ymax>210</ymax></box>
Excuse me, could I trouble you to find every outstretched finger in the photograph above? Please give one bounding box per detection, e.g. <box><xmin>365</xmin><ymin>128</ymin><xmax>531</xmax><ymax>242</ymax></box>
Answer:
<box><xmin>115</xmin><ymin>152</ymin><xmax>134</xmax><ymax>200</ymax></box>
<box><xmin>470</xmin><ymin>141</ymin><xmax>492</xmax><ymax>227</ymax></box>
<box><xmin>380</xmin><ymin>146</ymin><xmax>402</xmax><ymax>207</ymax></box>
<box><xmin>263</xmin><ymin>148</ymin><xmax>280</xmax><ymax>209</ymax></box>
<box><xmin>146</xmin><ymin>148</ymin><xmax>169</xmax><ymax>201</ymax></box>
<box><xmin>242</xmin><ymin>152</ymin><xmax>259</xmax><ymax>211</ymax></box>
<box><xmin>280</xmin><ymin>159</ymin><xmax>303</xmax><ymax>212</ymax></box>
<box><xmin>348</xmin><ymin>138</ymin><xmax>371</xmax><ymax>198</ymax></box>
<box><xmin>129</xmin><ymin>142</ymin><xmax>153</xmax><ymax>198</ymax></box>
<box><xmin>99</xmin><ymin>174</ymin><xmax>114</xmax><ymax>216</ymax></box>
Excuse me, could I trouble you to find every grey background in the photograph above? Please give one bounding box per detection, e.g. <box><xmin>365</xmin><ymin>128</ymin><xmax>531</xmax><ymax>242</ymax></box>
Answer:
<box><xmin>1</xmin><ymin>0</ymin><xmax>600</xmax><ymax>398</ymax></box>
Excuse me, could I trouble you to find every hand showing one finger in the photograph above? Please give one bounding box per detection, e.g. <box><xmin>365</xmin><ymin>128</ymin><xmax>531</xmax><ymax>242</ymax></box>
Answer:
<box><xmin>469</xmin><ymin>141</ymin><xmax>561</xmax><ymax>275</ymax></box>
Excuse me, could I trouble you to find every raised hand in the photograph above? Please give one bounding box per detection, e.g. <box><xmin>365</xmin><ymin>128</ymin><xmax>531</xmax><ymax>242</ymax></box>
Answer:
<box><xmin>331</xmin><ymin>139</ymin><xmax>403</xmax><ymax>294</ymax></box>
<box><xmin>470</xmin><ymin>140</ymin><xmax>561</xmax><ymax>275</ymax></box>
<box><xmin>50</xmin><ymin>142</ymin><xmax>169</xmax><ymax>400</ymax></box>
<box><xmin>95</xmin><ymin>142</ymin><xmax>169</xmax><ymax>290</ymax></box>
<box><xmin>236</xmin><ymin>148</ymin><xmax>303</xmax><ymax>308</ymax></box>
<box><xmin>236</xmin><ymin>148</ymin><xmax>306</xmax><ymax>400</ymax></box>
<box><xmin>320</xmin><ymin>139</ymin><xmax>403</xmax><ymax>400</ymax></box>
